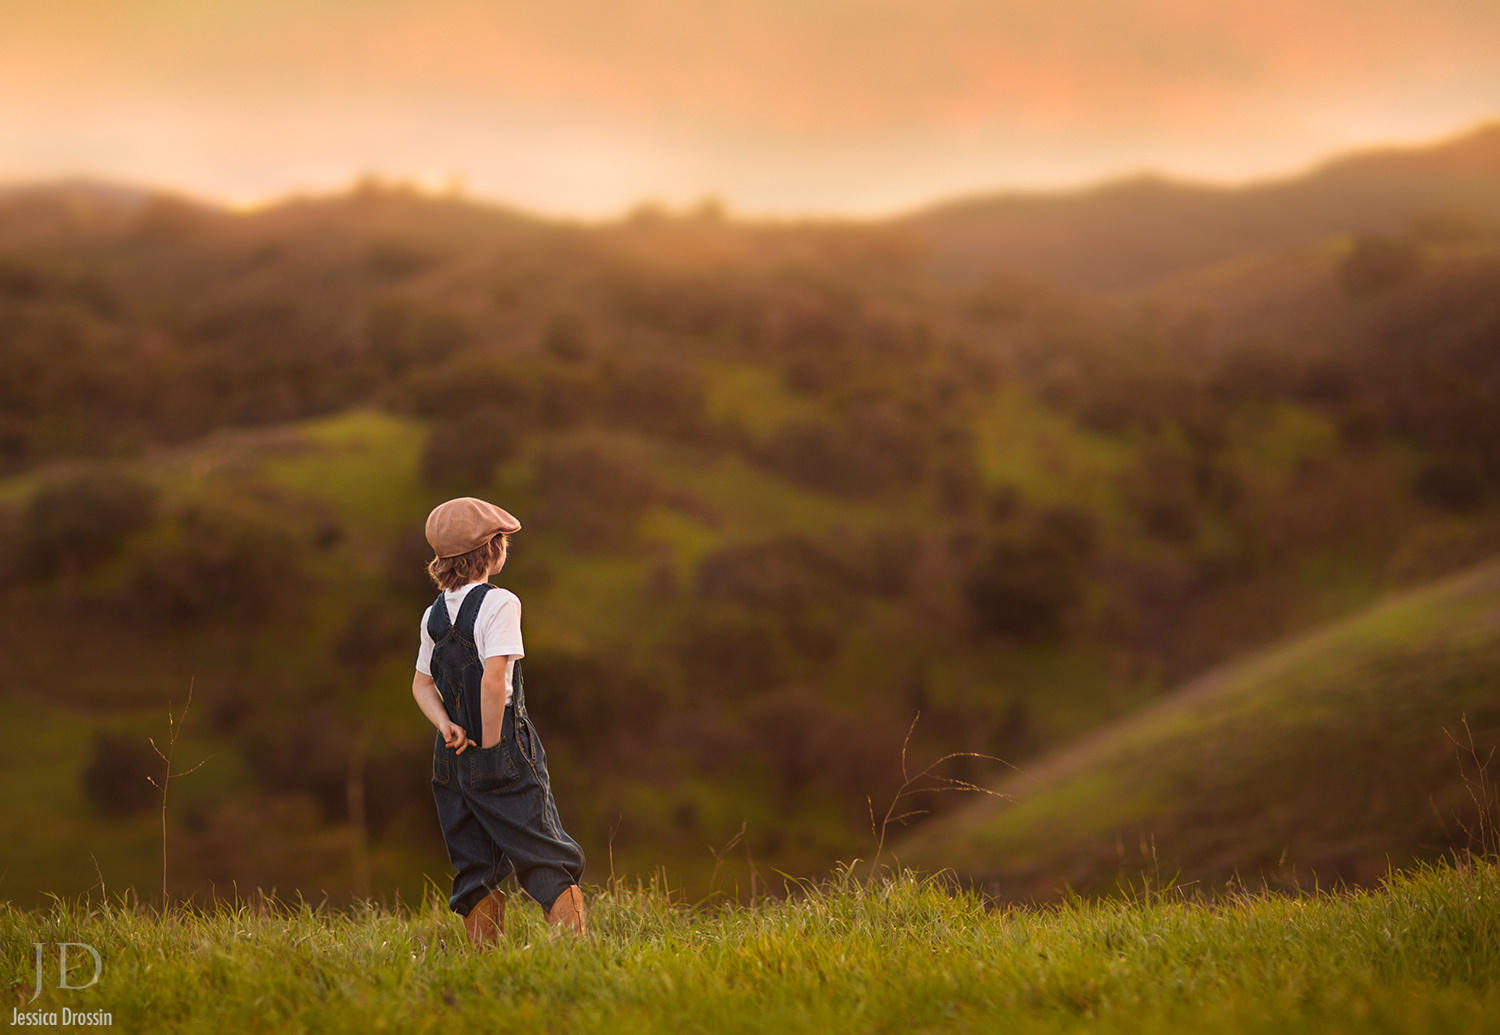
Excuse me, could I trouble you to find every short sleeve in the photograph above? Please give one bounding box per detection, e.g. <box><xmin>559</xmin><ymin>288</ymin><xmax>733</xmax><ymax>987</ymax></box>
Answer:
<box><xmin>476</xmin><ymin>590</ymin><xmax>524</xmax><ymax>661</ymax></box>
<box><xmin>415</xmin><ymin>605</ymin><xmax>435</xmax><ymax>675</ymax></box>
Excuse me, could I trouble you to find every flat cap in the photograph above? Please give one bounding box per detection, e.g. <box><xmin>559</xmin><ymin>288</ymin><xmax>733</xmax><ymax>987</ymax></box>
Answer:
<box><xmin>425</xmin><ymin>497</ymin><xmax>522</xmax><ymax>558</ymax></box>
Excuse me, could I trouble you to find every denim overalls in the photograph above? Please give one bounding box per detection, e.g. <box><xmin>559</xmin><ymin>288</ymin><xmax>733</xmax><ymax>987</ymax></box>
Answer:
<box><xmin>427</xmin><ymin>583</ymin><xmax>586</xmax><ymax>916</ymax></box>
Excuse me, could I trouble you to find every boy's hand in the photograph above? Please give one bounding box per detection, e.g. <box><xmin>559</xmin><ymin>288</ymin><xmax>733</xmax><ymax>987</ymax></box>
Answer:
<box><xmin>439</xmin><ymin>719</ymin><xmax>474</xmax><ymax>755</ymax></box>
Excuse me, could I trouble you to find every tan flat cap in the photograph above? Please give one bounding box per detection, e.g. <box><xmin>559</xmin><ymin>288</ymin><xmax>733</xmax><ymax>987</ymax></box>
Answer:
<box><xmin>425</xmin><ymin>497</ymin><xmax>522</xmax><ymax>558</ymax></box>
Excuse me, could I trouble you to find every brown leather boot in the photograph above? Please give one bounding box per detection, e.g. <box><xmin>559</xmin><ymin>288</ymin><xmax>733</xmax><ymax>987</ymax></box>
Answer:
<box><xmin>544</xmin><ymin>884</ymin><xmax>586</xmax><ymax>937</ymax></box>
<box><xmin>463</xmin><ymin>888</ymin><xmax>506</xmax><ymax>948</ymax></box>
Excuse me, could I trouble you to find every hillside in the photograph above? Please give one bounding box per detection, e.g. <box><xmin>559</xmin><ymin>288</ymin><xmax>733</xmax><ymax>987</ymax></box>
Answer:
<box><xmin>3</xmin><ymin>124</ymin><xmax>1500</xmax><ymax>907</ymax></box>
<box><xmin>893</xmin><ymin>555</ymin><xmax>1500</xmax><ymax>900</ymax></box>
<box><xmin>897</xmin><ymin>121</ymin><xmax>1500</xmax><ymax>289</ymax></box>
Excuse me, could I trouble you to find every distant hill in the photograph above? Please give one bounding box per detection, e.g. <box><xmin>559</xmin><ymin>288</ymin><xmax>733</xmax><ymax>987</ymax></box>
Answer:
<box><xmin>895</xmin><ymin>121</ymin><xmax>1500</xmax><ymax>289</ymax></box>
<box><xmin>892</xmin><ymin>555</ymin><xmax>1500</xmax><ymax>900</ymax></box>
<box><xmin>0</xmin><ymin>174</ymin><xmax>156</xmax><ymax>210</ymax></box>
<box><xmin>0</xmin><ymin>175</ymin><xmax>164</xmax><ymax>241</ymax></box>
<box><xmin>6</xmin><ymin>121</ymin><xmax>1500</xmax><ymax>294</ymax></box>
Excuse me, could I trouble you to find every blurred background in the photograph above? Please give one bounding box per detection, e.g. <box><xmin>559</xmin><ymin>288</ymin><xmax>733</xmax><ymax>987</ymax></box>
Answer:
<box><xmin>2</xmin><ymin>1</ymin><xmax>1499</xmax><ymax>908</ymax></box>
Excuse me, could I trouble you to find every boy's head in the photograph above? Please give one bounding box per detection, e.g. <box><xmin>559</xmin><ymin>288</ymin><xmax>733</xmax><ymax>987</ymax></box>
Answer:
<box><xmin>424</xmin><ymin>497</ymin><xmax>521</xmax><ymax>592</ymax></box>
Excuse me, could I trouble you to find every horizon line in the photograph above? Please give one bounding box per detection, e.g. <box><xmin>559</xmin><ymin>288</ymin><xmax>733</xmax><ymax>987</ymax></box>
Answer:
<box><xmin>3</xmin><ymin>115</ymin><xmax>1496</xmax><ymax>228</ymax></box>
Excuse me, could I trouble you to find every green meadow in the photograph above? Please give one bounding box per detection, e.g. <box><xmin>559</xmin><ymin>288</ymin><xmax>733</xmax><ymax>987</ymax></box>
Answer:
<box><xmin>4</xmin><ymin>859</ymin><xmax>1498</xmax><ymax>1033</ymax></box>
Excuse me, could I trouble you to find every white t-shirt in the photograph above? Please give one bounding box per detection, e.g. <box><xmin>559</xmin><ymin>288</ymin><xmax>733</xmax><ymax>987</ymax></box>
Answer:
<box><xmin>415</xmin><ymin>581</ymin><xmax>525</xmax><ymax>706</ymax></box>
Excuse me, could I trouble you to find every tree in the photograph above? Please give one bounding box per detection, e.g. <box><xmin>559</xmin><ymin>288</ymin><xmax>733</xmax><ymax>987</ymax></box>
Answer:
<box><xmin>22</xmin><ymin>470</ymin><xmax>159</xmax><ymax>577</ymax></box>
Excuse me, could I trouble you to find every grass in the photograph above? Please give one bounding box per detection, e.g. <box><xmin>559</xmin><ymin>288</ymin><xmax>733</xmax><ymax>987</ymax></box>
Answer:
<box><xmin>3</xmin><ymin>858</ymin><xmax>1497</xmax><ymax>1033</ymax></box>
<box><xmin>255</xmin><ymin>408</ymin><xmax>428</xmax><ymax>535</ymax></box>
<box><xmin>699</xmin><ymin>359</ymin><xmax>821</xmax><ymax>436</ymax></box>
<box><xmin>971</xmin><ymin>383</ymin><xmax>1136</xmax><ymax>520</ymax></box>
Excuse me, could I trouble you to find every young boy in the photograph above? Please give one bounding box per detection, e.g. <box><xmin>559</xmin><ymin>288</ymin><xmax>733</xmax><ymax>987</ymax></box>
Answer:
<box><xmin>411</xmin><ymin>496</ymin><xmax>588</xmax><ymax>946</ymax></box>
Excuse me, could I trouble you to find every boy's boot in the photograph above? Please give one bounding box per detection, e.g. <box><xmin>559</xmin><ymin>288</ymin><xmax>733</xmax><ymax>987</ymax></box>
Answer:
<box><xmin>544</xmin><ymin>884</ymin><xmax>586</xmax><ymax>937</ymax></box>
<box><xmin>464</xmin><ymin>888</ymin><xmax>507</xmax><ymax>948</ymax></box>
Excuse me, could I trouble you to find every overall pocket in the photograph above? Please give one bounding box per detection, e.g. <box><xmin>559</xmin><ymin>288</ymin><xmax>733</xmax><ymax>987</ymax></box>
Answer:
<box><xmin>470</xmin><ymin>707</ymin><xmax>518</xmax><ymax>788</ymax></box>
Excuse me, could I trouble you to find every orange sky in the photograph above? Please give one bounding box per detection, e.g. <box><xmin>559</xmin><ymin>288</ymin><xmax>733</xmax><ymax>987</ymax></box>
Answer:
<box><xmin>3</xmin><ymin>0</ymin><xmax>1499</xmax><ymax>219</ymax></box>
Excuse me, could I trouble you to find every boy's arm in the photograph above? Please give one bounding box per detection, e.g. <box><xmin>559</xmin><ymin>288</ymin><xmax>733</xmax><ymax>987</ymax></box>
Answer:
<box><xmin>479</xmin><ymin>655</ymin><xmax>516</xmax><ymax>749</ymax></box>
<box><xmin>413</xmin><ymin>670</ymin><xmax>474</xmax><ymax>754</ymax></box>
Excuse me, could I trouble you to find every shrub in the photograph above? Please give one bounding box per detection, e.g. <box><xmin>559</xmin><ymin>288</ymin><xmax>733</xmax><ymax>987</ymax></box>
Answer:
<box><xmin>81</xmin><ymin>733</ymin><xmax>159</xmax><ymax>818</ymax></box>
<box><xmin>1412</xmin><ymin>459</ymin><xmax>1487</xmax><ymax>512</ymax></box>
<box><xmin>756</xmin><ymin>417</ymin><xmax>901</xmax><ymax>498</ymax></box>
<box><xmin>397</xmin><ymin>352</ymin><xmax>535</xmax><ymax>421</ymax></box>
<box><xmin>360</xmin><ymin>740</ymin><xmax>433</xmax><ymax>837</ymax></box>
<box><xmin>1140</xmin><ymin>494</ymin><xmax>1199</xmax><ymax>543</ymax></box>
<box><xmin>239</xmin><ymin>704</ymin><xmax>349</xmax><ymax>821</ymax></box>
<box><xmin>1121</xmin><ymin>443</ymin><xmax>1203</xmax><ymax>544</ymax></box>
<box><xmin>693</xmin><ymin>533</ymin><xmax>857</xmax><ymax>608</ymax></box>
<box><xmin>204</xmin><ymin>679</ymin><xmax>258</xmax><ymax>737</ymax></box>
<box><xmin>22</xmin><ymin>470</ymin><xmax>160</xmax><ymax>577</ymax></box>
<box><xmin>962</xmin><ymin>530</ymin><xmax>1085</xmax><ymax>640</ymax></box>
<box><xmin>366</xmin><ymin>298</ymin><xmax>469</xmax><ymax>375</ymax></box>
<box><xmin>604</xmin><ymin>357</ymin><xmax>709</xmax><ymax>440</ymax></box>
<box><xmin>531</xmin><ymin>439</ymin><xmax>660</xmax><ymax>550</ymax></box>
<box><xmin>782</xmin><ymin>347</ymin><xmax>848</xmax><ymax>394</ymax></box>
<box><xmin>854</xmin><ymin>523</ymin><xmax>923</xmax><ymax>595</ymax></box>
<box><xmin>934</xmin><ymin>455</ymin><xmax>982</xmax><ymax>517</ymax></box>
<box><xmin>1340</xmin><ymin>233</ymin><xmax>1422</xmax><ymax>297</ymax></box>
<box><xmin>419</xmin><ymin>407</ymin><xmax>519</xmax><ymax>488</ymax></box>
<box><xmin>605</xmin><ymin>265</ymin><xmax>761</xmax><ymax>339</ymax></box>
<box><xmin>1298</xmin><ymin>357</ymin><xmax>1356</xmax><ymax>406</ymax></box>
<box><xmin>541</xmin><ymin>313</ymin><xmax>591</xmax><ymax>361</ymax></box>
<box><xmin>364</xmin><ymin>238</ymin><xmax>439</xmax><ymax>279</ymax></box>
<box><xmin>129</xmin><ymin>502</ymin><xmax>304</xmax><ymax>622</ymax></box>
<box><xmin>1210</xmin><ymin>343</ymin><xmax>1300</xmax><ymax>404</ymax></box>
<box><xmin>524</xmin><ymin>648</ymin><xmax>667</xmax><ymax>754</ymax></box>
<box><xmin>334</xmin><ymin>599</ymin><xmax>414</xmax><ymax>680</ymax></box>
<box><xmin>533</xmin><ymin>365</ymin><xmax>607</xmax><ymax>430</ymax></box>
<box><xmin>1337</xmin><ymin>396</ymin><xmax>1387</xmax><ymax>451</ymax></box>
<box><xmin>1033</xmin><ymin>504</ymin><xmax>1099</xmax><ymax>558</ymax></box>
<box><xmin>674</xmin><ymin>603</ymin><xmax>800</xmax><ymax>697</ymax></box>
<box><xmin>386</xmin><ymin>522</ymin><xmax>442</xmax><ymax>601</ymax></box>
<box><xmin>741</xmin><ymin>687</ymin><xmax>905</xmax><ymax>813</ymax></box>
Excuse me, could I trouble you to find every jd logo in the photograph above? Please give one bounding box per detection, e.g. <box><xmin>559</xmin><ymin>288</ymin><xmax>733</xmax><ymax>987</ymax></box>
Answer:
<box><xmin>27</xmin><ymin>942</ymin><xmax>102</xmax><ymax>1002</ymax></box>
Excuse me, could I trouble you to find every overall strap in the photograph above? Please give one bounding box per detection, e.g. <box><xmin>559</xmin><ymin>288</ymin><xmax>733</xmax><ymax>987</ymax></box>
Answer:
<box><xmin>426</xmin><ymin>591</ymin><xmax>452</xmax><ymax>640</ymax></box>
<box><xmin>454</xmin><ymin>582</ymin><xmax>494</xmax><ymax>640</ymax></box>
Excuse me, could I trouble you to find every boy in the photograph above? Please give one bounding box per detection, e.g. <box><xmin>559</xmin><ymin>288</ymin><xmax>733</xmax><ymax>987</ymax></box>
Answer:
<box><xmin>411</xmin><ymin>496</ymin><xmax>588</xmax><ymax>947</ymax></box>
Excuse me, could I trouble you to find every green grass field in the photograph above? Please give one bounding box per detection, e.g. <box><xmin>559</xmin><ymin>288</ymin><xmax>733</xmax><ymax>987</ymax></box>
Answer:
<box><xmin>3</xmin><ymin>859</ymin><xmax>1497</xmax><ymax>1033</ymax></box>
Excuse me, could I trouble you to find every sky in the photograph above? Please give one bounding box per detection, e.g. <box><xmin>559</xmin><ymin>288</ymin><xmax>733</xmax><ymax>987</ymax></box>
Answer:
<box><xmin>3</xmin><ymin>0</ymin><xmax>1500</xmax><ymax>221</ymax></box>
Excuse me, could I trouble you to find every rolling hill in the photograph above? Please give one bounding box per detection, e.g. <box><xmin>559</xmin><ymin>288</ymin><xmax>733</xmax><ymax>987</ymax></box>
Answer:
<box><xmin>896</xmin><ymin>121</ymin><xmax>1500</xmax><ymax>289</ymax></box>
<box><xmin>3</xmin><ymin>121</ymin><xmax>1500</xmax><ymax>907</ymax></box>
<box><xmin>892</xmin><ymin>554</ymin><xmax>1500</xmax><ymax>899</ymax></box>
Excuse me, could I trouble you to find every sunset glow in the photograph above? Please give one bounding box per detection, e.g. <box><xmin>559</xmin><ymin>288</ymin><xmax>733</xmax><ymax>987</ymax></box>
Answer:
<box><xmin>4</xmin><ymin>0</ymin><xmax>1499</xmax><ymax>218</ymax></box>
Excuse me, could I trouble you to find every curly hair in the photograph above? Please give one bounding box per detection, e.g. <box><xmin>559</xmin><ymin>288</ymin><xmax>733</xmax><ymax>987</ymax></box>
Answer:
<box><xmin>426</xmin><ymin>531</ymin><xmax>509</xmax><ymax>592</ymax></box>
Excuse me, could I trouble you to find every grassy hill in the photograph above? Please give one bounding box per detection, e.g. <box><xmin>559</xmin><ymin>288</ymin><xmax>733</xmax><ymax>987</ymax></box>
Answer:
<box><xmin>2</xmin><ymin>860</ymin><xmax>1497</xmax><ymax>1033</ymax></box>
<box><xmin>2</xmin><ymin>377</ymin><xmax>1492</xmax><ymax>909</ymax></box>
<box><xmin>893</xmin><ymin>555</ymin><xmax>1500</xmax><ymax>900</ymax></box>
